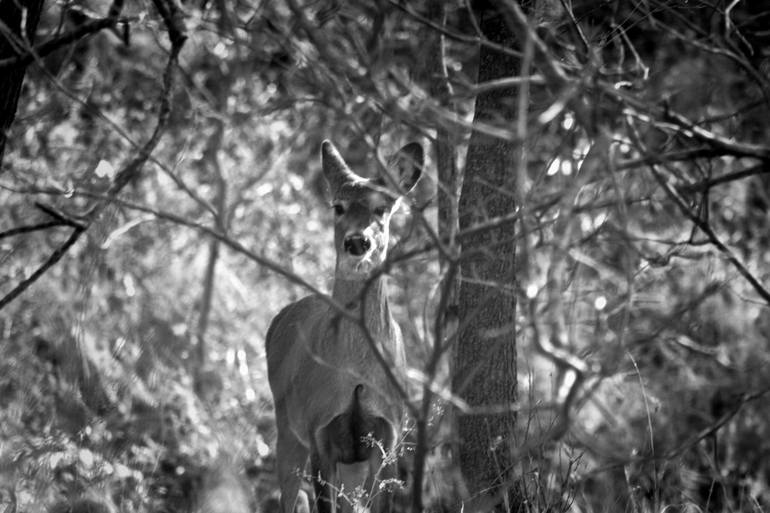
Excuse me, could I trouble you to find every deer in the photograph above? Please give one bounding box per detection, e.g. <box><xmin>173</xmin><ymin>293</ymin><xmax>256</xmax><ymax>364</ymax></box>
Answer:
<box><xmin>265</xmin><ymin>140</ymin><xmax>423</xmax><ymax>513</ymax></box>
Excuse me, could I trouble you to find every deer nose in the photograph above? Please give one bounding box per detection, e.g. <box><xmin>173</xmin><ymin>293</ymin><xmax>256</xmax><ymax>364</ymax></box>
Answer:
<box><xmin>344</xmin><ymin>235</ymin><xmax>371</xmax><ymax>256</ymax></box>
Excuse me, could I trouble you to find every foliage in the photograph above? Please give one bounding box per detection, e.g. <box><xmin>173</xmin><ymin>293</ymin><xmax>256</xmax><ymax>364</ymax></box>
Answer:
<box><xmin>1</xmin><ymin>1</ymin><xmax>769</xmax><ymax>513</ymax></box>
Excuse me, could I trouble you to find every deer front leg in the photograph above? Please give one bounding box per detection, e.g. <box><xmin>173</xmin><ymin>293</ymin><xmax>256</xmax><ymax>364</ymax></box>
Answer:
<box><xmin>310</xmin><ymin>449</ymin><xmax>340</xmax><ymax>513</ymax></box>
<box><xmin>276</xmin><ymin>412</ymin><xmax>310</xmax><ymax>513</ymax></box>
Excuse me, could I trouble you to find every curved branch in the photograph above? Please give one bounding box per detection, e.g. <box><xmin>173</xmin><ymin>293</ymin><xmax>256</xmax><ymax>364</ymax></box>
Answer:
<box><xmin>650</xmin><ymin>162</ymin><xmax>770</xmax><ymax>305</ymax></box>
<box><xmin>387</xmin><ymin>0</ymin><xmax>523</xmax><ymax>60</ymax></box>
<box><xmin>0</xmin><ymin>0</ymin><xmax>186</xmax><ymax>313</ymax></box>
<box><xmin>610</xmin><ymin>89</ymin><xmax>770</xmax><ymax>161</ymax></box>
<box><xmin>0</xmin><ymin>15</ymin><xmax>126</xmax><ymax>71</ymax></box>
<box><xmin>664</xmin><ymin>109</ymin><xmax>770</xmax><ymax>160</ymax></box>
<box><xmin>627</xmin><ymin>119</ymin><xmax>770</xmax><ymax>306</ymax></box>
<box><xmin>579</xmin><ymin>386</ymin><xmax>770</xmax><ymax>479</ymax></box>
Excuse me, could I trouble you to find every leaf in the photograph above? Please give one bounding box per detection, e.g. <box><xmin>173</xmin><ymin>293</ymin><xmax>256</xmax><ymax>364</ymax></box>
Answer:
<box><xmin>78</xmin><ymin>448</ymin><xmax>94</xmax><ymax>469</ymax></box>
<box><xmin>113</xmin><ymin>463</ymin><xmax>135</xmax><ymax>480</ymax></box>
<box><xmin>94</xmin><ymin>159</ymin><xmax>115</xmax><ymax>179</ymax></box>
<box><xmin>49</xmin><ymin>451</ymin><xmax>66</xmax><ymax>469</ymax></box>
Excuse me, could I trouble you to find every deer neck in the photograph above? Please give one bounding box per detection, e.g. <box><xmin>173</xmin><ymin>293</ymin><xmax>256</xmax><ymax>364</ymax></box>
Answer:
<box><xmin>332</xmin><ymin>273</ymin><xmax>392</xmax><ymax>333</ymax></box>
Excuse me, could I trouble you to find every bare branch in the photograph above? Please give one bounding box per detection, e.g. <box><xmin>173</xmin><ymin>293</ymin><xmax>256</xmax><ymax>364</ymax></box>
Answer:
<box><xmin>457</xmin><ymin>74</ymin><xmax>545</xmax><ymax>97</ymax></box>
<box><xmin>0</xmin><ymin>13</ymin><xmax>129</xmax><ymax>71</ymax></box>
<box><xmin>664</xmin><ymin>387</ymin><xmax>770</xmax><ymax>460</ymax></box>
<box><xmin>0</xmin><ymin>224</ymin><xmax>84</xmax><ymax>310</ymax></box>
<box><xmin>387</xmin><ymin>0</ymin><xmax>522</xmax><ymax>60</ymax></box>
<box><xmin>627</xmin><ymin>119</ymin><xmax>770</xmax><ymax>305</ymax></box>
<box><xmin>616</xmin><ymin>148</ymin><xmax>722</xmax><ymax>171</ymax></box>
<box><xmin>0</xmin><ymin>0</ymin><xmax>186</xmax><ymax>312</ymax></box>
<box><xmin>651</xmin><ymin>163</ymin><xmax>770</xmax><ymax>305</ymax></box>
<box><xmin>58</xmin><ymin>190</ymin><xmax>362</xmax><ymax>324</ymax></box>
<box><xmin>580</xmin><ymin>386</ymin><xmax>770</xmax><ymax>478</ymax></box>
<box><xmin>607</xmin><ymin>87</ymin><xmax>770</xmax><ymax>160</ymax></box>
<box><xmin>664</xmin><ymin>109</ymin><xmax>770</xmax><ymax>160</ymax></box>
<box><xmin>0</xmin><ymin>201</ymin><xmax>84</xmax><ymax>239</ymax></box>
<box><xmin>0</xmin><ymin>220</ymin><xmax>61</xmax><ymax>238</ymax></box>
<box><xmin>150</xmin><ymin>0</ymin><xmax>186</xmax><ymax>49</ymax></box>
<box><xmin>680</xmin><ymin>161</ymin><xmax>770</xmax><ymax>191</ymax></box>
<box><xmin>652</xmin><ymin>14</ymin><xmax>770</xmax><ymax>103</ymax></box>
<box><xmin>106</xmin><ymin>0</ymin><xmax>186</xmax><ymax>199</ymax></box>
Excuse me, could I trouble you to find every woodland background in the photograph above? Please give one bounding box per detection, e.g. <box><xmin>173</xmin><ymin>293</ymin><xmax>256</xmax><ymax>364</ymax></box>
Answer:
<box><xmin>1</xmin><ymin>1</ymin><xmax>769</xmax><ymax>512</ymax></box>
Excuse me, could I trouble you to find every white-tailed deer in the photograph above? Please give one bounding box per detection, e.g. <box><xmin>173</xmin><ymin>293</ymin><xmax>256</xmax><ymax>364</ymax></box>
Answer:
<box><xmin>265</xmin><ymin>140</ymin><xmax>423</xmax><ymax>513</ymax></box>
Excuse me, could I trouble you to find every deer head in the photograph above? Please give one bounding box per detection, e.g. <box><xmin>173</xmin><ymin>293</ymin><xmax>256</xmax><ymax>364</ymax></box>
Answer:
<box><xmin>322</xmin><ymin>140</ymin><xmax>423</xmax><ymax>277</ymax></box>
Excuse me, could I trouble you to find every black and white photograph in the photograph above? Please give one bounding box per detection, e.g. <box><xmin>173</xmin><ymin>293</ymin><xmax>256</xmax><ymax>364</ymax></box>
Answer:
<box><xmin>1</xmin><ymin>1</ymin><xmax>768</xmax><ymax>512</ymax></box>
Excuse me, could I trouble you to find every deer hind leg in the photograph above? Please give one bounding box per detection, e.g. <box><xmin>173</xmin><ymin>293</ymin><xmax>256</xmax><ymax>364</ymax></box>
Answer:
<box><xmin>276</xmin><ymin>411</ymin><xmax>310</xmax><ymax>513</ymax></box>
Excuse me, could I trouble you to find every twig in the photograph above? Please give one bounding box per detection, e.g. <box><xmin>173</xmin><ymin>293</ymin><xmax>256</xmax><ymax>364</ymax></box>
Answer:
<box><xmin>54</xmin><ymin>190</ymin><xmax>358</xmax><ymax>322</ymax></box>
<box><xmin>386</xmin><ymin>0</ymin><xmax>522</xmax><ymax>60</ymax></box>
<box><xmin>528</xmin><ymin>300</ymin><xmax>594</xmax><ymax>376</ymax></box>
<box><xmin>499</xmin><ymin>0</ymin><xmax>599</xmax><ymax>131</ymax></box>
<box><xmin>525</xmin><ymin>294</ymin><xmax>595</xmax><ymax>442</ymax></box>
<box><xmin>0</xmin><ymin>201</ymin><xmax>84</xmax><ymax>238</ymax></box>
<box><xmin>628</xmin><ymin>351</ymin><xmax>660</xmax><ymax>501</ymax></box>
<box><xmin>150</xmin><ymin>0</ymin><xmax>186</xmax><ymax>49</ymax></box>
<box><xmin>0</xmin><ymin>0</ymin><xmax>186</xmax><ymax>312</ymax></box>
<box><xmin>652</xmin><ymin>14</ymin><xmax>770</xmax><ymax>104</ymax></box>
<box><xmin>664</xmin><ymin>109</ymin><xmax>770</xmax><ymax>160</ymax></box>
<box><xmin>580</xmin><ymin>386</ymin><xmax>770</xmax><ymax>479</ymax></box>
<box><xmin>680</xmin><ymin>162</ymin><xmax>770</xmax><ymax>192</ymax></box>
<box><xmin>617</xmin><ymin>101</ymin><xmax>770</xmax><ymax>161</ymax></box>
<box><xmin>654</xmin><ymin>163</ymin><xmax>770</xmax><ymax>304</ymax></box>
<box><xmin>106</xmin><ymin>0</ymin><xmax>186</xmax><ymax>199</ymax></box>
<box><xmin>7</xmin><ymin>12</ymin><xmax>214</xmax><ymax>218</ymax></box>
<box><xmin>664</xmin><ymin>387</ymin><xmax>770</xmax><ymax>460</ymax></box>
<box><xmin>499</xmin><ymin>0</ymin><xmax>570</xmax><ymax>85</ymax></box>
<box><xmin>33</xmin><ymin>201</ymin><xmax>85</xmax><ymax>228</ymax></box>
<box><xmin>627</xmin><ymin>119</ymin><xmax>770</xmax><ymax>305</ymax></box>
<box><xmin>455</xmin><ymin>74</ymin><xmax>546</xmax><ymax>97</ymax></box>
<box><xmin>0</xmin><ymin>225</ymin><xmax>85</xmax><ymax>310</ymax></box>
<box><xmin>77</xmin><ymin>187</ymin><xmax>415</xmax><ymax>412</ymax></box>
<box><xmin>615</xmin><ymin>148</ymin><xmax>721</xmax><ymax>171</ymax></box>
<box><xmin>0</xmin><ymin>220</ymin><xmax>61</xmax><ymax>239</ymax></box>
<box><xmin>0</xmin><ymin>14</ymin><xmax>129</xmax><ymax>71</ymax></box>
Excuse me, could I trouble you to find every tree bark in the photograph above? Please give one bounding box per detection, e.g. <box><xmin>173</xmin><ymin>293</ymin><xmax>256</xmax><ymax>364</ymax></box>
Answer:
<box><xmin>412</xmin><ymin>3</ymin><xmax>461</xmax><ymax>511</ymax></box>
<box><xmin>194</xmin><ymin>118</ymin><xmax>226</xmax><ymax>382</ymax></box>
<box><xmin>453</xmin><ymin>0</ymin><xmax>522</xmax><ymax>505</ymax></box>
<box><xmin>0</xmin><ymin>0</ymin><xmax>44</xmax><ymax>169</ymax></box>
<box><xmin>194</xmin><ymin>6</ymin><xmax>230</xmax><ymax>387</ymax></box>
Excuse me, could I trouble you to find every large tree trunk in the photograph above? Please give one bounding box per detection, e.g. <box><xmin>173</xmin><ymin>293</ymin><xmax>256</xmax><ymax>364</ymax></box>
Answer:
<box><xmin>453</xmin><ymin>0</ymin><xmax>522</xmax><ymax>506</ymax></box>
<box><xmin>0</xmin><ymin>0</ymin><xmax>44</xmax><ymax>169</ymax></box>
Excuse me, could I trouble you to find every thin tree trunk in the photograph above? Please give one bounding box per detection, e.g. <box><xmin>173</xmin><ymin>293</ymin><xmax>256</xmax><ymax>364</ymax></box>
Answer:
<box><xmin>195</xmin><ymin>237</ymin><xmax>220</xmax><ymax>368</ymax></box>
<box><xmin>453</xmin><ymin>0</ymin><xmax>522</xmax><ymax>506</ymax></box>
<box><xmin>412</xmin><ymin>4</ymin><xmax>461</xmax><ymax>511</ymax></box>
<box><xmin>193</xmin><ymin>3</ymin><xmax>232</xmax><ymax>381</ymax></box>
<box><xmin>194</xmin><ymin>119</ymin><xmax>226</xmax><ymax>376</ymax></box>
<box><xmin>0</xmin><ymin>0</ymin><xmax>44</xmax><ymax>169</ymax></box>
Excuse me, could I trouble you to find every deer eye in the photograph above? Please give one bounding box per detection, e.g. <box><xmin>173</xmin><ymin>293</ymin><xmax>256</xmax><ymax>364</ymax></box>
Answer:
<box><xmin>332</xmin><ymin>204</ymin><xmax>345</xmax><ymax>216</ymax></box>
<box><xmin>373</xmin><ymin>206</ymin><xmax>388</xmax><ymax>217</ymax></box>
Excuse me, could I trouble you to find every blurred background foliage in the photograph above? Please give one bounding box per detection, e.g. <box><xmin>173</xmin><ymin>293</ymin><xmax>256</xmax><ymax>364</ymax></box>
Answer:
<box><xmin>0</xmin><ymin>1</ymin><xmax>768</xmax><ymax>512</ymax></box>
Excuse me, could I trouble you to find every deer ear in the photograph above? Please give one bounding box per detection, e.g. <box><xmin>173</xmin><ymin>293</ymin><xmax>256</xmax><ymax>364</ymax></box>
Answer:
<box><xmin>321</xmin><ymin>140</ymin><xmax>358</xmax><ymax>193</ymax></box>
<box><xmin>389</xmin><ymin>142</ymin><xmax>423</xmax><ymax>193</ymax></box>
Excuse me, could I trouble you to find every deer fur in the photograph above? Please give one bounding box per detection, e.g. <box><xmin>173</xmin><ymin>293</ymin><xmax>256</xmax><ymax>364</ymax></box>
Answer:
<box><xmin>265</xmin><ymin>140</ymin><xmax>423</xmax><ymax>513</ymax></box>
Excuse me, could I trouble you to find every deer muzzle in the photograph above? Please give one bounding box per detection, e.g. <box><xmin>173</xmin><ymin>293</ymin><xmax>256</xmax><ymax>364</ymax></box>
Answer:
<box><xmin>343</xmin><ymin>234</ymin><xmax>371</xmax><ymax>256</ymax></box>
